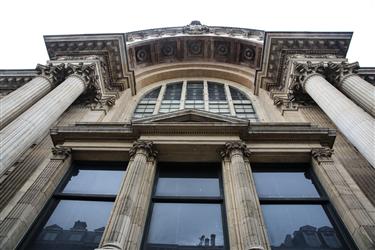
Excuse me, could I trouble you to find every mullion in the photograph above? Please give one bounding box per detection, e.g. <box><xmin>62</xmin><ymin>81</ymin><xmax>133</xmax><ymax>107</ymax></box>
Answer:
<box><xmin>152</xmin><ymin>196</ymin><xmax>223</xmax><ymax>203</ymax></box>
<box><xmin>54</xmin><ymin>192</ymin><xmax>117</xmax><ymax>202</ymax></box>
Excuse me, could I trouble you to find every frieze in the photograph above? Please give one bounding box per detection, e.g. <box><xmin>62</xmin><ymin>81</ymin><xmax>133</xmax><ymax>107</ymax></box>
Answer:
<box><xmin>0</xmin><ymin>69</ymin><xmax>37</xmax><ymax>93</ymax></box>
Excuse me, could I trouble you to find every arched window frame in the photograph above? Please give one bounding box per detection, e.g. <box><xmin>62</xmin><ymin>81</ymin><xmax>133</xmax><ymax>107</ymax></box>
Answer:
<box><xmin>133</xmin><ymin>79</ymin><xmax>258</xmax><ymax>122</ymax></box>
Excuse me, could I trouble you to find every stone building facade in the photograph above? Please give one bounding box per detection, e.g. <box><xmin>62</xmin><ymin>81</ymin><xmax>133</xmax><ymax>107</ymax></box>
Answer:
<box><xmin>0</xmin><ymin>21</ymin><xmax>374</xmax><ymax>250</ymax></box>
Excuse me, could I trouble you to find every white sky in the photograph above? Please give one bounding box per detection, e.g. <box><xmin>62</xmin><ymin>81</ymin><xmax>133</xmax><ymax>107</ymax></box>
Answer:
<box><xmin>0</xmin><ymin>0</ymin><xmax>374</xmax><ymax>69</ymax></box>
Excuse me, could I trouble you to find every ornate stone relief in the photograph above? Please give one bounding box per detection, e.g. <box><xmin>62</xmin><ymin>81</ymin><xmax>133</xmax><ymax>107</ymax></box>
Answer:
<box><xmin>129</xmin><ymin>140</ymin><xmax>158</xmax><ymax>160</ymax></box>
<box><xmin>220</xmin><ymin>141</ymin><xmax>251</xmax><ymax>159</ymax></box>
<box><xmin>35</xmin><ymin>63</ymin><xmax>66</xmax><ymax>86</ymax></box>
<box><xmin>326</xmin><ymin>61</ymin><xmax>360</xmax><ymax>86</ymax></box>
<box><xmin>51</xmin><ymin>145</ymin><xmax>72</xmax><ymax>160</ymax></box>
<box><xmin>183</xmin><ymin>20</ymin><xmax>210</xmax><ymax>35</ymax></box>
<box><xmin>311</xmin><ymin>147</ymin><xmax>334</xmax><ymax>164</ymax></box>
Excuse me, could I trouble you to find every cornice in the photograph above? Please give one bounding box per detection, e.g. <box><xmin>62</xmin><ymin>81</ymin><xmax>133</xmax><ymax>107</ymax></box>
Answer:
<box><xmin>44</xmin><ymin>33</ymin><xmax>136</xmax><ymax>95</ymax></box>
<box><xmin>0</xmin><ymin>69</ymin><xmax>37</xmax><ymax>92</ymax></box>
<box><xmin>255</xmin><ymin>32</ymin><xmax>352</xmax><ymax>94</ymax></box>
<box><xmin>50</xmin><ymin>121</ymin><xmax>336</xmax><ymax>148</ymax></box>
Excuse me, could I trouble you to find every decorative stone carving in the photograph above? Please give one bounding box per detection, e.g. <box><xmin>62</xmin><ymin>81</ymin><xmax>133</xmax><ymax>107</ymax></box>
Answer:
<box><xmin>220</xmin><ymin>141</ymin><xmax>251</xmax><ymax>159</ymax></box>
<box><xmin>311</xmin><ymin>147</ymin><xmax>334</xmax><ymax>163</ymax></box>
<box><xmin>214</xmin><ymin>41</ymin><xmax>230</xmax><ymax>57</ymax></box>
<box><xmin>290</xmin><ymin>61</ymin><xmax>325</xmax><ymax>93</ymax></box>
<box><xmin>35</xmin><ymin>63</ymin><xmax>66</xmax><ymax>85</ymax></box>
<box><xmin>51</xmin><ymin>145</ymin><xmax>72</xmax><ymax>159</ymax></box>
<box><xmin>135</xmin><ymin>46</ymin><xmax>151</xmax><ymax>63</ymax></box>
<box><xmin>183</xmin><ymin>20</ymin><xmax>210</xmax><ymax>35</ymax></box>
<box><xmin>129</xmin><ymin>140</ymin><xmax>158</xmax><ymax>159</ymax></box>
<box><xmin>66</xmin><ymin>63</ymin><xmax>97</xmax><ymax>86</ymax></box>
<box><xmin>187</xmin><ymin>40</ymin><xmax>203</xmax><ymax>56</ymax></box>
<box><xmin>161</xmin><ymin>42</ymin><xmax>176</xmax><ymax>57</ymax></box>
<box><xmin>326</xmin><ymin>61</ymin><xmax>360</xmax><ymax>86</ymax></box>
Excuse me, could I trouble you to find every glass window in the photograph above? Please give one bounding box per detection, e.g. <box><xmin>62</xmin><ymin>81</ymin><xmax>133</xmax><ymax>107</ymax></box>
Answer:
<box><xmin>22</xmin><ymin>162</ymin><xmax>126</xmax><ymax>250</ymax></box>
<box><xmin>134</xmin><ymin>87</ymin><xmax>161</xmax><ymax>118</ymax></box>
<box><xmin>160</xmin><ymin>82</ymin><xmax>183</xmax><ymax>113</ymax></box>
<box><xmin>144</xmin><ymin>164</ymin><xmax>227</xmax><ymax>250</ymax></box>
<box><xmin>229</xmin><ymin>86</ymin><xmax>258</xmax><ymax>121</ymax></box>
<box><xmin>253</xmin><ymin>165</ymin><xmax>352</xmax><ymax>250</ymax></box>
<box><xmin>208</xmin><ymin>82</ymin><xmax>230</xmax><ymax>115</ymax></box>
<box><xmin>185</xmin><ymin>81</ymin><xmax>204</xmax><ymax>110</ymax></box>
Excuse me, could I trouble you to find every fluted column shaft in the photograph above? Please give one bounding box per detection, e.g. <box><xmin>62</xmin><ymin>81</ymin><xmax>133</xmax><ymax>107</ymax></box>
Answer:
<box><xmin>0</xmin><ymin>76</ymin><xmax>53</xmax><ymax>129</ymax></box>
<box><xmin>221</xmin><ymin>142</ymin><xmax>268</xmax><ymax>250</ymax></box>
<box><xmin>304</xmin><ymin>74</ymin><xmax>375</xmax><ymax>166</ymax></box>
<box><xmin>339</xmin><ymin>74</ymin><xmax>375</xmax><ymax>117</ymax></box>
<box><xmin>99</xmin><ymin>141</ymin><xmax>157</xmax><ymax>250</ymax></box>
<box><xmin>0</xmin><ymin>75</ymin><xmax>86</xmax><ymax>176</ymax></box>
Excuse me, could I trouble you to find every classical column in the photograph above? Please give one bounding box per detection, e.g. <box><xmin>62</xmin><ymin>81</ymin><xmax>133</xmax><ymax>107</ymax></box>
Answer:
<box><xmin>98</xmin><ymin>141</ymin><xmax>158</xmax><ymax>250</ymax></box>
<box><xmin>293</xmin><ymin>62</ymin><xmax>375</xmax><ymax>167</ymax></box>
<box><xmin>328</xmin><ymin>62</ymin><xmax>375</xmax><ymax>117</ymax></box>
<box><xmin>311</xmin><ymin>147</ymin><xmax>375</xmax><ymax>249</ymax></box>
<box><xmin>0</xmin><ymin>63</ymin><xmax>97</xmax><ymax>176</ymax></box>
<box><xmin>0</xmin><ymin>63</ymin><xmax>66</xmax><ymax>129</ymax></box>
<box><xmin>220</xmin><ymin>142</ymin><xmax>268</xmax><ymax>250</ymax></box>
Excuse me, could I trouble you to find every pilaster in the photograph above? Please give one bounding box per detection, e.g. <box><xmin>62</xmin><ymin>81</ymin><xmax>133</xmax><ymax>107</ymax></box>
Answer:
<box><xmin>220</xmin><ymin>141</ymin><xmax>268</xmax><ymax>250</ymax></box>
<box><xmin>98</xmin><ymin>141</ymin><xmax>158</xmax><ymax>250</ymax></box>
<box><xmin>311</xmin><ymin>147</ymin><xmax>375</xmax><ymax>249</ymax></box>
<box><xmin>0</xmin><ymin>146</ymin><xmax>71</xmax><ymax>250</ymax></box>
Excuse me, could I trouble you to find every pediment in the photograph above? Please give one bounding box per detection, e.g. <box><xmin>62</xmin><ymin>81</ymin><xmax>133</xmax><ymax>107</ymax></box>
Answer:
<box><xmin>132</xmin><ymin>109</ymin><xmax>248</xmax><ymax>124</ymax></box>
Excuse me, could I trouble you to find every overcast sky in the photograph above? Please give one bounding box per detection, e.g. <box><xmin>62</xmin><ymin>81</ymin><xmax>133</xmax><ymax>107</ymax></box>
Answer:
<box><xmin>0</xmin><ymin>0</ymin><xmax>373</xmax><ymax>69</ymax></box>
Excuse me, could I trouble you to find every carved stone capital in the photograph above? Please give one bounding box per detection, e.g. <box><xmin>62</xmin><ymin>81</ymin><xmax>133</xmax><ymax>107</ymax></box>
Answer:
<box><xmin>35</xmin><ymin>63</ymin><xmax>66</xmax><ymax>86</ymax></box>
<box><xmin>51</xmin><ymin>146</ymin><xmax>72</xmax><ymax>160</ymax></box>
<box><xmin>220</xmin><ymin>141</ymin><xmax>251</xmax><ymax>159</ymax></box>
<box><xmin>129</xmin><ymin>140</ymin><xmax>158</xmax><ymax>160</ymax></box>
<box><xmin>290</xmin><ymin>61</ymin><xmax>325</xmax><ymax>91</ymax></box>
<box><xmin>66</xmin><ymin>63</ymin><xmax>98</xmax><ymax>87</ymax></box>
<box><xmin>326</xmin><ymin>61</ymin><xmax>360</xmax><ymax>86</ymax></box>
<box><xmin>311</xmin><ymin>147</ymin><xmax>334</xmax><ymax>164</ymax></box>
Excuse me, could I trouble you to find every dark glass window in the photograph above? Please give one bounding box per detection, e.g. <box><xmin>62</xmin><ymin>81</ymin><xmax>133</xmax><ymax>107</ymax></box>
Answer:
<box><xmin>143</xmin><ymin>164</ymin><xmax>227</xmax><ymax>250</ymax></box>
<box><xmin>160</xmin><ymin>82</ymin><xmax>182</xmax><ymax>113</ymax></box>
<box><xmin>229</xmin><ymin>86</ymin><xmax>257</xmax><ymax>121</ymax></box>
<box><xmin>208</xmin><ymin>82</ymin><xmax>229</xmax><ymax>115</ymax></box>
<box><xmin>20</xmin><ymin>162</ymin><xmax>126</xmax><ymax>250</ymax></box>
<box><xmin>185</xmin><ymin>81</ymin><xmax>204</xmax><ymax>110</ymax></box>
<box><xmin>134</xmin><ymin>87</ymin><xmax>161</xmax><ymax>118</ymax></box>
<box><xmin>253</xmin><ymin>164</ymin><xmax>354</xmax><ymax>250</ymax></box>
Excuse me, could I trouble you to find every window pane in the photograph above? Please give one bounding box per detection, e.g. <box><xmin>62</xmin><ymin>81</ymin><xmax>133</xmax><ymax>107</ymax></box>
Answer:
<box><xmin>262</xmin><ymin>205</ymin><xmax>346</xmax><ymax>249</ymax></box>
<box><xmin>147</xmin><ymin>203</ymin><xmax>224</xmax><ymax>248</ymax></box>
<box><xmin>62</xmin><ymin>169</ymin><xmax>125</xmax><ymax>195</ymax></box>
<box><xmin>155</xmin><ymin>166</ymin><xmax>220</xmax><ymax>197</ymax></box>
<box><xmin>253</xmin><ymin>172</ymin><xmax>320</xmax><ymax>198</ymax></box>
<box><xmin>28</xmin><ymin>200</ymin><xmax>113</xmax><ymax>250</ymax></box>
<box><xmin>155</xmin><ymin>177</ymin><xmax>220</xmax><ymax>197</ymax></box>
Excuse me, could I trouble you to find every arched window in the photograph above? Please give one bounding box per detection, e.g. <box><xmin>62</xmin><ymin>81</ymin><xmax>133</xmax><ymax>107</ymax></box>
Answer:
<box><xmin>133</xmin><ymin>80</ymin><xmax>258</xmax><ymax>121</ymax></box>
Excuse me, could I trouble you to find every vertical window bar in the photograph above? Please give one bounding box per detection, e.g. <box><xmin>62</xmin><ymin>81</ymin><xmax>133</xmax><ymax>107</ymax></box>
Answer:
<box><xmin>180</xmin><ymin>81</ymin><xmax>187</xmax><ymax>110</ymax></box>
<box><xmin>153</xmin><ymin>84</ymin><xmax>166</xmax><ymax>114</ymax></box>
<box><xmin>203</xmin><ymin>80</ymin><xmax>209</xmax><ymax>111</ymax></box>
<box><xmin>224</xmin><ymin>84</ymin><xmax>236</xmax><ymax>116</ymax></box>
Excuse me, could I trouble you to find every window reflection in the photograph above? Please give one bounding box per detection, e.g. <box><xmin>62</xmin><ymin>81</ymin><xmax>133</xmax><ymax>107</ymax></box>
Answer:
<box><xmin>253</xmin><ymin>172</ymin><xmax>320</xmax><ymax>198</ymax></box>
<box><xmin>262</xmin><ymin>205</ymin><xmax>345</xmax><ymax>250</ymax></box>
<box><xmin>156</xmin><ymin>177</ymin><xmax>220</xmax><ymax>197</ymax></box>
<box><xmin>27</xmin><ymin>200</ymin><xmax>113</xmax><ymax>250</ymax></box>
<box><xmin>147</xmin><ymin>203</ymin><xmax>224</xmax><ymax>247</ymax></box>
<box><xmin>62</xmin><ymin>169</ymin><xmax>124</xmax><ymax>195</ymax></box>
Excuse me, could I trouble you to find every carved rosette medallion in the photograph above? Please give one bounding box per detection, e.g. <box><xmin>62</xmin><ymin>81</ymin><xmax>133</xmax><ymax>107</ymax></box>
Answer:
<box><xmin>129</xmin><ymin>140</ymin><xmax>158</xmax><ymax>160</ymax></box>
<box><xmin>220</xmin><ymin>141</ymin><xmax>251</xmax><ymax>159</ymax></box>
<box><xmin>311</xmin><ymin>147</ymin><xmax>334</xmax><ymax>164</ymax></box>
<box><xmin>326</xmin><ymin>61</ymin><xmax>360</xmax><ymax>87</ymax></box>
<box><xmin>35</xmin><ymin>63</ymin><xmax>66</xmax><ymax>86</ymax></box>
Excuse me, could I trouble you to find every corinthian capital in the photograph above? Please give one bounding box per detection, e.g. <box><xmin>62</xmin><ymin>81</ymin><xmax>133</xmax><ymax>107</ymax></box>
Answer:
<box><xmin>327</xmin><ymin>61</ymin><xmax>359</xmax><ymax>86</ymax></box>
<box><xmin>129</xmin><ymin>140</ymin><xmax>158</xmax><ymax>159</ymax></box>
<box><xmin>35</xmin><ymin>63</ymin><xmax>66</xmax><ymax>86</ymax></box>
<box><xmin>66</xmin><ymin>62</ymin><xmax>98</xmax><ymax>87</ymax></box>
<box><xmin>220</xmin><ymin>141</ymin><xmax>251</xmax><ymax>159</ymax></box>
<box><xmin>290</xmin><ymin>61</ymin><xmax>325</xmax><ymax>91</ymax></box>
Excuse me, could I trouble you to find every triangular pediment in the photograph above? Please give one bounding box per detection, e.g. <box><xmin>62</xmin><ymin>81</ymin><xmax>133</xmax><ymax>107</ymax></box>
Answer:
<box><xmin>132</xmin><ymin>109</ymin><xmax>248</xmax><ymax>124</ymax></box>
